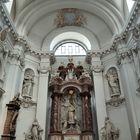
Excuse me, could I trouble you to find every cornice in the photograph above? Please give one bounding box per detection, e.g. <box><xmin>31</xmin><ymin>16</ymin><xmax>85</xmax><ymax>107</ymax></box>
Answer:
<box><xmin>0</xmin><ymin>0</ymin><xmax>140</xmax><ymax>58</ymax></box>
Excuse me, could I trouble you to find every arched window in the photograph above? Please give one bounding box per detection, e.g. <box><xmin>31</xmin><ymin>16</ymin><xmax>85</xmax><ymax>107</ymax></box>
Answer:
<box><xmin>55</xmin><ymin>41</ymin><xmax>86</xmax><ymax>56</ymax></box>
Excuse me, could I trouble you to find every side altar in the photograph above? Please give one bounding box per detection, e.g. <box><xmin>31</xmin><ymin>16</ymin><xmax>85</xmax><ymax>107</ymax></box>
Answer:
<box><xmin>49</xmin><ymin>62</ymin><xmax>95</xmax><ymax>140</ymax></box>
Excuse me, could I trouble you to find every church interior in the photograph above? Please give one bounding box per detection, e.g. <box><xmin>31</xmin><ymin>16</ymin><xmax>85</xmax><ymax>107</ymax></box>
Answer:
<box><xmin>0</xmin><ymin>0</ymin><xmax>140</xmax><ymax>140</ymax></box>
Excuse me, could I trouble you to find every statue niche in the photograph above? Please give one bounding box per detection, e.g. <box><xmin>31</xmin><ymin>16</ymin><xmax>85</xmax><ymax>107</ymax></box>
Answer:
<box><xmin>22</xmin><ymin>69</ymin><xmax>34</xmax><ymax>98</ymax></box>
<box><xmin>106</xmin><ymin>68</ymin><xmax>121</xmax><ymax>98</ymax></box>
<box><xmin>49</xmin><ymin>62</ymin><xmax>94</xmax><ymax>140</ymax></box>
<box><xmin>61</xmin><ymin>89</ymin><xmax>82</xmax><ymax>133</ymax></box>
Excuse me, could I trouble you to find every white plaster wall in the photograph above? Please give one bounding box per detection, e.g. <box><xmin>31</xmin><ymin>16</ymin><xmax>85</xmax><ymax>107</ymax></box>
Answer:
<box><xmin>107</xmin><ymin>105</ymin><xmax>132</xmax><ymax>140</ymax></box>
<box><xmin>16</xmin><ymin>107</ymin><xmax>36</xmax><ymax>140</ymax></box>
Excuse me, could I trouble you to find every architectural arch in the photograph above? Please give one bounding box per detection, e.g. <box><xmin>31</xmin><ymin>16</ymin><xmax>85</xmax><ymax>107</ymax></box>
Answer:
<box><xmin>15</xmin><ymin>0</ymin><xmax>123</xmax><ymax>35</ymax></box>
<box><xmin>42</xmin><ymin>28</ymin><xmax>99</xmax><ymax>51</ymax></box>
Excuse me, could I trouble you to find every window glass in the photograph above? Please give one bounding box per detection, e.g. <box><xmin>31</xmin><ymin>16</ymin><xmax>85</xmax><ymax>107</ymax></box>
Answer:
<box><xmin>55</xmin><ymin>42</ymin><xmax>86</xmax><ymax>56</ymax></box>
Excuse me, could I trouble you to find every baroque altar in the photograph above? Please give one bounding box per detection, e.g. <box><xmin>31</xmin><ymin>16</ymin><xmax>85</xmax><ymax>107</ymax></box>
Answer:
<box><xmin>49</xmin><ymin>62</ymin><xmax>95</xmax><ymax>140</ymax></box>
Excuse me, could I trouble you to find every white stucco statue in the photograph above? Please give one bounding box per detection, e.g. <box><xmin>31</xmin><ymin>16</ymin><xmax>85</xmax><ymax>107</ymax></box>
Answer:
<box><xmin>132</xmin><ymin>47</ymin><xmax>140</xmax><ymax>91</ymax></box>
<box><xmin>22</xmin><ymin>69</ymin><xmax>34</xmax><ymax>97</ymax></box>
<box><xmin>100</xmin><ymin>117</ymin><xmax>119</xmax><ymax>140</ymax></box>
<box><xmin>31</xmin><ymin>119</ymin><xmax>43</xmax><ymax>140</ymax></box>
<box><xmin>106</xmin><ymin>68</ymin><xmax>120</xmax><ymax>97</ymax></box>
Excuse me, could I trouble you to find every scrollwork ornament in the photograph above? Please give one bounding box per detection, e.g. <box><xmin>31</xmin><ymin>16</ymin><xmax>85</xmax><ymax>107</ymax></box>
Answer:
<box><xmin>37</xmin><ymin>66</ymin><xmax>51</xmax><ymax>74</ymax></box>
<box><xmin>132</xmin><ymin>23</ymin><xmax>140</xmax><ymax>41</ymax></box>
<box><xmin>20</xmin><ymin>97</ymin><xmax>37</xmax><ymax>108</ymax></box>
<box><xmin>91</xmin><ymin>65</ymin><xmax>104</xmax><ymax>73</ymax></box>
<box><xmin>106</xmin><ymin>96</ymin><xmax>125</xmax><ymax>107</ymax></box>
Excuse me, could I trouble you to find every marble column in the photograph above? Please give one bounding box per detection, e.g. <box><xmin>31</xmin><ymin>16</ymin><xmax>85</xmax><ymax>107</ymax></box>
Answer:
<box><xmin>82</xmin><ymin>93</ymin><xmax>93</xmax><ymax>132</ymax></box>
<box><xmin>1</xmin><ymin>95</ymin><xmax>21</xmax><ymax>140</ymax></box>
<box><xmin>36</xmin><ymin>57</ymin><xmax>50</xmax><ymax>140</ymax></box>
<box><xmin>92</xmin><ymin>62</ymin><xmax>107</xmax><ymax>140</ymax></box>
<box><xmin>119</xmin><ymin>53</ymin><xmax>139</xmax><ymax>140</ymax></box>
<box><xmin>50</xmin><ymin>93</ymin><xmax>60</xmax><ymax>133</ymax></box>
<box><xmin>81</xmin><ymin>93</ymin><xmax>94</xmax><ymax>140</ymax></box>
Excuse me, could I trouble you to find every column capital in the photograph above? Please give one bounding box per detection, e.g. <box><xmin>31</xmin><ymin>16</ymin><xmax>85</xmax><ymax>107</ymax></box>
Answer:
<box><xmin>117</xmin><ymin>49</ymin><xmax>132</xmax><ymax>65</ymax></box>
<box><xmin>8</xmin><ymin>48</ymin><xmax>25</xmax><ymax>68</ymax></box>
<box><xmin>91</xmin><ymin>64</ymin><xmax>104</xmax><ymax>73</ymax></box>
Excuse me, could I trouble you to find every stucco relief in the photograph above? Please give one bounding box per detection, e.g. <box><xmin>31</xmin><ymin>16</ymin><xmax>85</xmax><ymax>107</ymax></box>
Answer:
<box><xmin>54</xmin><ymin>8</ymin><xmax>87</xmax><ymax>28</ymax></box>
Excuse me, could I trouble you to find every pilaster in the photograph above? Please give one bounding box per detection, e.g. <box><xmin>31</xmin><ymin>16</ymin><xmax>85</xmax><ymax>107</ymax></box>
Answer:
<box><xmin>36</xmin><ymin>57</ymin><xmax>50</xmax><ymax>140</ymax></box>
<box><xmin>118</xmin><ymin>50</ymin><xmax>139</xmax><ymax>140</ymax></box>
<box><xmin>91</xmin><ymin>58</ymin><xmax>107</xmax><ymax>140</ymax></box>
<box><xmin>0</xmin><ymin>43</ymin><xmax>25</xmax><ymax>136</ymax></box>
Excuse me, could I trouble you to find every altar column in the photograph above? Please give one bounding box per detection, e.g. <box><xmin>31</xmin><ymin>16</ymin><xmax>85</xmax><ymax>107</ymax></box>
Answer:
<box><xmin>36</xmin><ymin>57</ymin><xmax>50</xmax><ymax>140</ymax></box>
<box><xmin>118</xmin><ymin>52</ymin><xmax>139</xmax><ymax>140</ymax></box>
<box><xmin>91</xmin><ymin>59</ymin><xmax>107</xmax><ymax>139</ymax></box>
<box><xmin>81</xmin><ymin>92</ymin><xmax>93</xmax><ymax>140</ymax></box>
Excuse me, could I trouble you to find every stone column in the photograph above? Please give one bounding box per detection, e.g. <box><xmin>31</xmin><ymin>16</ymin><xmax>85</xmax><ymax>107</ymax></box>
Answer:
<box><xmin>50</xmin><ymin>93</ymin><xmax>60</xmax><ymax>133</ymax></box>
<box><xmin>91</xmin><ymin>61</ymin><xmax>107</xmax><ymax>139</ymax></box>
<box><xmin>81</xmin><ymin>93</ymin><xmax>93</xmax><ymax>132</ymax></box>
<box><xmin>118</xmin><ymin>52</ymin><xmax>139</xmax><ymax>140</ymax></box>
<box><xmin>36</xmin><ymin>57</ymin><xmax>50</xmax><ymax>140</ymax></box>
<box><xmin>1</xmin><ymin>96</ymin><xmax>20</xmax><ymax>140</ymax></box>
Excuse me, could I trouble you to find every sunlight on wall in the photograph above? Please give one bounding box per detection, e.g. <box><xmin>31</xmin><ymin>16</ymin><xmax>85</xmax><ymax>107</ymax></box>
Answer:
<box><xmin>126</xmin><ymin>0</ymin><xmax>135</xmax><ymax>12</ymax></box>
<box><xmin>5</xmin><ymin>0</ymin><xmax>13</xmax><ymax>13</ymax></box>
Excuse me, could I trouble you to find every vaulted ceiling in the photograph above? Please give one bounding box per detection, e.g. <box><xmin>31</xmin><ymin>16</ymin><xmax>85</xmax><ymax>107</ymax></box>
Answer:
<box><xmin>11</xmin><ymin>0</ymin><xmax>129</xmax><ymax>51</ymax></box>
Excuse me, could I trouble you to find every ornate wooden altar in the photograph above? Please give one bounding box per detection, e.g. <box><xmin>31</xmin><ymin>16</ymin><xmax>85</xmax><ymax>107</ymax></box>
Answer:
<box><xmin>49</xmin><ymin>62</ymin><xmax>95</xmax><ymax>140</ymax></box>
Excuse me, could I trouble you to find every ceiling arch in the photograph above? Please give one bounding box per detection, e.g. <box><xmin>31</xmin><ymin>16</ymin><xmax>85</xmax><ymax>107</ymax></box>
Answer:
<box><xmin>15</xmin><ymin>0</ymin><xmax>124</xmax><ymax>35</ymax></box>
<box><xmin>13</xmin><ymin>0</ymin><xmax>126</xmax><ymax>51</ymax></box>
<box><xmin>42</xmin><ymin>27</ymin><xmax>99</xmax><ymax>52</ymax></box>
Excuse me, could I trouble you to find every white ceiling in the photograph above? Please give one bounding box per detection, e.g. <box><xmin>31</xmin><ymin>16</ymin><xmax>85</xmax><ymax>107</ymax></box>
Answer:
<box><xmin>10</xmin><ymin>0</ymin><xmax>129</xmax><ymax>51</ymax></box>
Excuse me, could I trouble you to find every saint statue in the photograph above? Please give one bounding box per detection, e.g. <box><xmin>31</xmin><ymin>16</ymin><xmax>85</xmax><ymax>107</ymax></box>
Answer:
<box><xmin>67</xmin><ymin>102</ymin><xmax>76</xmax><ymax>124</ymax></box>
<box><xmin>22</xmin><ymin>69</ymin><xmax>34</xmax><ymax>97</ymax></box>
<box><xmin>31</xmin><ymin>119</ymin><xmax>43</xmax><ymax>140</ymax></box>
<box><xmin>106</xmin><ymin>68</ymin><xmax>120</xmax><ymax>97</ymax></box>
<box><xmin>100</xmin><ymin>117</ymin><xmax>119</xmax><ymax>140</ymax></box>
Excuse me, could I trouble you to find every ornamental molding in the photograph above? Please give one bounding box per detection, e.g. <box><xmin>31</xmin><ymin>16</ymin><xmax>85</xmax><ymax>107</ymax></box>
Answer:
<box><xmin>0</xmin><ymin>4</ymin><xmax>18</xmax><ymax>39</ymax></box>
<box><xmin>20</xmin><ymin>97</ymin><xmax>37</xmax><ymax>108</ymax></box>
<box><xmin>54</xmin><ymin>8</ymin><xmax>87</xmax><ymax>28</ymax></box>
<box><xmin>106</xmin><ymin>96</ymin><xmax>125</xmax><ymax>107</ymax></box>
<box><xmin>117</xmin><ymin>44</ymin><xmax>140</xmax><ymax>65</ymax></box>
<box><xmin>0</xmin><ymin>0</ymin><xmax>140</xmax><ymax>57</ymax></box>
<box><xmin>91</xmin><ymin>65</ymin><xmax>104</xmax><ymax>73</ymax></box>
<box><xmin>37</xmin><ymin>66</ymin><xmax>51</xmax><ymax>74</ymax></box>
<box><xmin>8</xmin><ymin>49</ymin><xmax>25</xmax><ymax>67</ymax></box>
